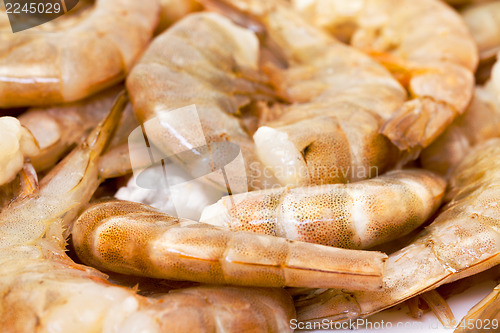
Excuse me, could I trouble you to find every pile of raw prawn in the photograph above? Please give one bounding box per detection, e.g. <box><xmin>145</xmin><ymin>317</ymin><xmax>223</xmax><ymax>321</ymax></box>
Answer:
<box><xmin>1</xmin><ymin>0</ymin><xmax>500</xmax><ymax>331</ymax></box>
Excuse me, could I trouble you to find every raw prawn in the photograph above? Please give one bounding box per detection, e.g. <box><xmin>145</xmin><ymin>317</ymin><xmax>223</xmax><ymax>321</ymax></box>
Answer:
<box><xmin>421</xmin><ymin>52</ymin><xmax>500</xmax><ymax>177</ymax></box>
<box><xmin>0</xmin><ymin>0</ymin><xmax>159</xmax><ymax>107</ymax></box>
<box><xmin>72</xmin><ymin>199</ymin><xmax>388</xmax><ymax>290</ymax></box>
<box><xmin>128</xmin><ymin>6</ymin><xmax>407</xmax><ymax>188</ymax></box>
<box><xmin>200</xmin><ymin>169</ymin><xmax>445</xmax><ymax>249</ymax></box>
<box><xmin>293</xmin><ymin>138</ymin><xmax>500</xmax><ymax>324</ymax></box>
<box><xmin>293</xmin><ymin>0</ymin><xmax>478</xmax><ymax>151</ymax></box>
<box><xmin>0</xmin><ymin>94</ymin><xmax>296</xmax><ymax>332</ymax></box>
<box><xmin>0</xmin><ymin>116</ymin><xmax>39</xmax><ymax>186</ymax></box>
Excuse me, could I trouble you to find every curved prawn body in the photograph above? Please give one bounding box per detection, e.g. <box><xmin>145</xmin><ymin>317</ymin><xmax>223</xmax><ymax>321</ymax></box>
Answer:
<box><xmin>201</xmin><ymin>169</ymin><xmax>446</xmax><ymax>249</ymax></box>
<box><xmin>454</xmin><ymin>284</ymin><xmax>500</xmax><ymax>333</ymax></box>
<box><xmin>203</xmin><ymin>0</ymin><xmax>406</xmax><ymax>187</ymax></box>
<box><xmin>0</xmin><ymin>116</ymin><xmax>39</xmax><ymax>186</ymax></box>
<box><xmin>293</xmin><ymin>0</ymin><xmax>478</xmax><ymax>151</ymax></box>
<box><xmin>72</xmin><ymin>200</ymin><xmax>388</xmax><ymax>290</ymax></box>
<box><xmin>421</xmin><ymin>54</ymin><xmax>500</xmax><ymax>177</ymax></box>
<box><xmin>0</xmin><ymin>0</ymin><xmax>159</xmax><ymax>107</ymax></box>
<box><xmin>462</xmin><ymin>1</ymin><xmax>500</xmax><ymax>63</ymax></box>
<box><xmin>294</xmin><ymin>138</ymin><xmax>500</xmax><ymax>323</ymax></box>
<box><xmin>127</xmin><ymin>12</ymin><xmax>277</xmax><ymax>191</ymax></box>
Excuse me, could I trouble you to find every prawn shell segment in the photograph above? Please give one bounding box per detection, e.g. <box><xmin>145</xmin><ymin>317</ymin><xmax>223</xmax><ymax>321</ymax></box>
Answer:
<box><xmin>148</xmin><ymin>286</ymin><xmax>296</xmax><ymax>332</ymax></box>
<box><xmin>0</xmin><ymin>0</ymin><xmax>160</xmax><ymax>107</ymax></box>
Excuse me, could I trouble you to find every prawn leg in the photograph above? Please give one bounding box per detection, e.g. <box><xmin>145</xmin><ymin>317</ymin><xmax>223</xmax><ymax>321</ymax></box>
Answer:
<box><xmin>0</xmin><ymin>91</ymin><xmax>127</xmax><ymax>247</ymax></box>
<box><xmin>454</xmin><ymin>284</ymin><xmax>500</xmax><ymax>333</ymax></box>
